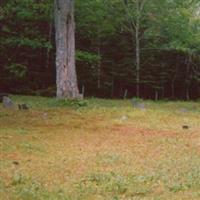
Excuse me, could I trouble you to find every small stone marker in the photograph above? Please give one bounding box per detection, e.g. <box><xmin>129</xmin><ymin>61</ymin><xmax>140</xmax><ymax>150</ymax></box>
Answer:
<box><xmin>120</xmin><ymin>115</ymin><xmax>128</xmax><ymax>121</ymax></box>
<box><xmin>12</xmin><ymin>161</ymin><xmax>19</xmax><ymax>165</ymax></box>
<box><xmin>43</xmin><ymin>112</ymin><xmax>48</xmax><ymax>120</ymax></box>
<box><xmin>182</xmin><ymin>125</ymin><xmax>189</xmax><ymax>129</ymax></box>
<box><xmin>2</xmin><ymin>96</ymin><xmax>14</xmax><ymax>108</ymax></box>
<box><xmin>18</xmin><ymin>104</ymin><xmax>29</xmax><ymax>110</ymax></box>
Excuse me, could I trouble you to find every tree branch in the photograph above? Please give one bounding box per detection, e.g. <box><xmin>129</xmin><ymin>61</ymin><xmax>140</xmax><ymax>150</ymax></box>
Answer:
<box><xmin>122</xmin><ymin>0</ymin><xmax>136</xmax><ymax>29</ymax></box>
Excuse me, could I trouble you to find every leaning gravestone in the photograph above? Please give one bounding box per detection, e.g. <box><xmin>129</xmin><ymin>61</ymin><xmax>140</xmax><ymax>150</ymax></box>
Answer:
<box><xmin>2</xmin><ymin>96</ymin><xmax>14</xmax><ymax>108</ymax></box>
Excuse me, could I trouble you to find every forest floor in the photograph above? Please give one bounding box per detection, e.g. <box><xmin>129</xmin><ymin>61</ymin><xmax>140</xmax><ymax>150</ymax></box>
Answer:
<box><xmin>0</xmin><ymin>96</ymin><xmax>200</xmax><ymax>200</ymax></box>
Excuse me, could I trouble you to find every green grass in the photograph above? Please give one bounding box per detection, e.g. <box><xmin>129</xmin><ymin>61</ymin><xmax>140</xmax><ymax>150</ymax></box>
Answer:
<box><xmin>0</xmin><ymin>96</ymin><xmax>200</xmax><ymax>200</ymax></box>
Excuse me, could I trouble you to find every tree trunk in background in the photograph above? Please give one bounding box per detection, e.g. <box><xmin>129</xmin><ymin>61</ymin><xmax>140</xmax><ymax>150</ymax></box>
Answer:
<box><xmin>54</xmin><ymin>0</ymin><xmax>80</xmax><ymax>99</ymax></box>
<box><xmin>186</xmin><ymin>85</ymin><xmax>190</xmax><ymax>100</ymax></box>
<box><xmin>185</xmin><ymin>56</ymin><xmax>191</xmax><ymax>101</ymax></box>
<box><xmin>45</xmin><ymin>21</ymin><xmax>52</xmax><ymax>69</ymax></box>
<box><xmin>135</xmin><ymin>21</ymin><xmax>140</xmax><ymax>98</ymax></box>
<box><xmin>171</xmin><ymin>82</ymin><xmax>175</xmax><ymax>99</ymax></box>
<box><xmin>97</xmin><ymin>46</ymin><xmax>101</xmax><ymax>89</ymax></box>
<box><xmin>155</xmin><ymin>90</ymin><xmax>158</xmax><ymax>101</ymax></box>
<box><xmin>135</xmin><ymin>0</ymin><xmax>140</xmax><ymax>98</ymax></box>
<box><xmin>122</xmin><ymin>0</ymin><xmax>142</xmax><ymax>98</ymax></box>
<box><xmin>171</xmin><ymin>55</ymin><xmax>179</xmax><ymax>99</ymax></box>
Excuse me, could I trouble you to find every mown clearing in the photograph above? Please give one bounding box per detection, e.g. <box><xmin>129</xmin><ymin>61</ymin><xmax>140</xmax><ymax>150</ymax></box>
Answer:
<box><xmin>0</xmin><ymin>96</ymin><xmax>200</xmax><ymax>200</ymax></box>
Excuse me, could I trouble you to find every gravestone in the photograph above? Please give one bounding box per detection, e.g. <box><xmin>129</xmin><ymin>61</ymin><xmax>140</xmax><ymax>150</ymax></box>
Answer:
<box><xmin>131</xmin><ymin>98</ymin><xmax>146</xmax><ymax>110</ymax></box>
<box><xmin>2</xmin><ymin>96</ymin><xmax>14</xmax><ymax>108</ymax></box>
<box><xmin>180</xmin><ymin>108</ymin><xmax>188</xmax><ymax>113</ymax></box>
<box><xmin>0</xmin><ymin>93</ymin><xmax>9</xmax><ymax>102</ymax></box>
<box><xmin>137</xmin><ymin>103</ymin><xmax>146</xmax><ymax>110</ymax></box>
<box><xmin>18</xmin><ymin>104</ymin><xmax>29</xmax><ymax>110</ymax></box>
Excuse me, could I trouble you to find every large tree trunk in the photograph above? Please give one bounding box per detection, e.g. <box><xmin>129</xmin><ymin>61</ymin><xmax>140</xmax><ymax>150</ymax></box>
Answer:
<box><xmin>54</xmin><ymin>0</ymin><xmax>80</xmax><ymax>99</ymax></box>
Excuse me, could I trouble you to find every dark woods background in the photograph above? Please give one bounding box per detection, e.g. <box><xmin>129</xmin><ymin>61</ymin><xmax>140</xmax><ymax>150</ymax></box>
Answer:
<box><xmin>0</xmin><ymin>0</ymin><xmax>200</xmax><ymax>100</ymax></box>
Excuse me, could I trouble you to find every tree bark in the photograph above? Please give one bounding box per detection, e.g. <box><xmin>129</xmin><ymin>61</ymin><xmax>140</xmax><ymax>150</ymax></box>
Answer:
<box><xmin>186</xmin><ymin>85</ymin><xmax>190</xmax><ymax>101</ymax></box>
<box><xmin>135</xmin><ymin>0</ymin><xmax>140</xmax><ymax>98</ymax></box>
<box><xmin>155</xmin><ymin>90</ymin><xmax>158</xmax><ymax>101</ymax></box>
<box><xmin>122</xmin><ymin>0</ymin><xmax>142</xmax><ymax>98</ymax></box>
<box><xmin>185</xmin><ymin>56</ymin><xmax>191</xmax><ymax>101</ymax></box>
<box><xmin>45</xmin><ymin>21</ymin><xmax>52</xmax><ymax>69</ymax></box>
<box><xmin>171</xmin><ymin>82</ymin><xmax>175</xmax><ymax>99</ymax></box>
<box><xmin>171</xmin><ymin>55</ymin><xmax>179</xmax><ymax>99</ymax></box>
<box><xmin>54</xmin><ymin>0</ymin><xmax>80</xmax><ymax>99</ymax></box>
<box><xmin>97</xmin><ymin>46</ymin><xmax>101</xmax><ymax>89</ymax></box>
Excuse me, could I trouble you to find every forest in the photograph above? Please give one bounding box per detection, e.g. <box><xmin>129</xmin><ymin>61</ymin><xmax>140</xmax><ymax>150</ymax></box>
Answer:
<box><xmin>1</xmin><ymin>1</ymin><xmax>200</xmax><ymax>200</ymax></box>
<box><xmin>0</xmin><ymin>0</ymin><xmax>199</xmax><ymax>100</ymax></box>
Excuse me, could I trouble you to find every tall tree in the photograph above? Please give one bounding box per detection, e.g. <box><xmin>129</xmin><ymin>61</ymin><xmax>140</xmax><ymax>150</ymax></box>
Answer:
<box><xmin>54</xmin><ymin>0</ymin><xmax>80</xmax><ymax>99</ymax></box>
<box><xmin>122</xmin><ymin>0</ymin><xmax>147</xmax><ymax>97</ymax></box>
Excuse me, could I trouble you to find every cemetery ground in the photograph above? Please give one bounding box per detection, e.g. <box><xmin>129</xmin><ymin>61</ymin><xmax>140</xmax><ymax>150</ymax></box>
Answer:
<box><xmin>0</xmin><ymin>96</ymin><xmax>200</xmax><ymax>200</ymax></box>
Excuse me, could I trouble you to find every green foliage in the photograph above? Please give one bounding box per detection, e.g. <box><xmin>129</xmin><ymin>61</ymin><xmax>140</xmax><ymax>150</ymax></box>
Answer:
<box><xmin>0</xmin><ymin>0</ymin><xmax>199</xmax><ymax>99</ymax></box>
<box><xmin>76</xmin><ymin>0</ymin><xmax>119</xmax><ymax>39</ymax></box>
<box><xmin>6</xmin><ymin>63</ymin><xmax>27</xmax><ymax>78</ymax></box>
<box><xmin>0</xmin><ymin>33</ymin><xmax>52</xmax><ymax>50</ymax></box>
<box><xmin>76</xmin><ymin>50</ymin><xmax>100</xmax><ymax>64</ymax></box>
<box><xmin>147</xmin><ymin>0</ymin><xmax>200</xmax><ymax>53</ymax></box>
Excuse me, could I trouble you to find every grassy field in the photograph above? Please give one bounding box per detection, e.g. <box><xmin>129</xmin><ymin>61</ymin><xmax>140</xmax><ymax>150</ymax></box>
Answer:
<box><xmin>0</xmin><ymin>96</ymin><xmax>200</xmax><ymax>200</ymax></box>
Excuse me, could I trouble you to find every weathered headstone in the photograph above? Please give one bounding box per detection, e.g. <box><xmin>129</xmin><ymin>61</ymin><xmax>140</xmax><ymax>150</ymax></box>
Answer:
<box><xmin>0</xmin><ymin>93</ymin><xmax>9</xmax><ymax>102</ymax></box>
<box><xmin>2</xmin><ymin>96</ymin><xmax>14</xmax><ymax>108</ymax></box>
<box><xmin>131</xmin><ymin>98</ymin><xmax>146</xmax><ymax>110</ymax></box>
<box><xmin>180</xmin><ymin>108</ymin><xmax>188</xmax><ymax>113</ymax></box>
<box><xmin>137</xmin><ymin>103</ymin><xmax>146</xmax><ymax>110</ymax></box>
